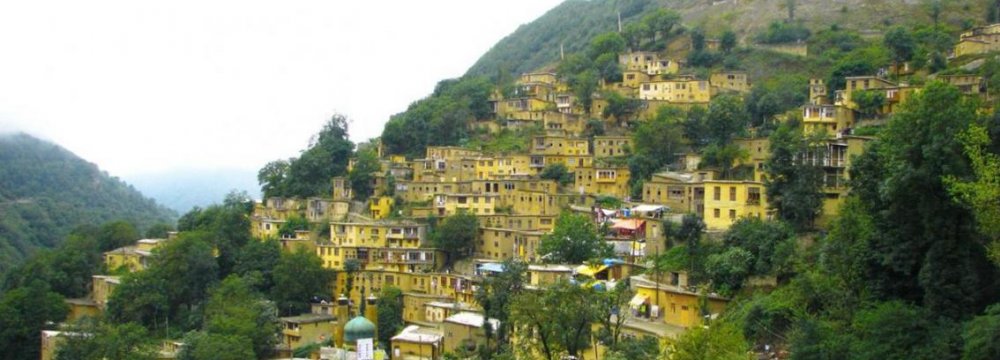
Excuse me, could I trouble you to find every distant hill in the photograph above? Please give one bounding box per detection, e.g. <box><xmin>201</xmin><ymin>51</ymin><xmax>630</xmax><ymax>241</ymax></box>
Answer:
<box><xmin>124</xmin><ymin>168</ymin><xmax>261</xmax><ymax>214</ymax></box>
<box><xmin>466</xmin><ymin>0</ymin><xmax>986</xmax><ymax>78</ymax></box>
<box><xmin>0</xmin><ymin>133</ymin><xmax>176</xmax><ymax>272</ymax></box>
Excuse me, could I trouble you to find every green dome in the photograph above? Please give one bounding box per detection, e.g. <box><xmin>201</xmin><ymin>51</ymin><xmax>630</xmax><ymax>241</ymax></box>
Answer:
<box><xmin>344</xmin><ymin>316</ymin><xmax>376</xmax><ymax>342</ymax></box>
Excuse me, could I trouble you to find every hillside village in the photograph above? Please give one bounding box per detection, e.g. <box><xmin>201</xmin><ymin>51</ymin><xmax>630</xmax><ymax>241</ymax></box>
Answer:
<box><xmin>22</xmin><ymin>3</ymin><xmax>1000</xmax><ymax>360</ymax></box>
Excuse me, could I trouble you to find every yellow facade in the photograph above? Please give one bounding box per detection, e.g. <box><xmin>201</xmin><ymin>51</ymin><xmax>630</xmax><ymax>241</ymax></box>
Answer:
<box><xmin>531</xmin><ymin>135</ymin><xmax>589</xmax><ymax>156</ymax></box>
<box><xmin>369</xmin><ymin>196</ymin><xmax>395</xmax><ymax>220</ymax></box>
<box><xmin>710</xmin><ymin>71</ymin><xmax>751</xmax><ymax>93</ymax></box>
<box><xmin>432</xmin><ymin>193</ymin><xmax>497</xmax><ymax>216</ymax></box>
<box><xmin>280</xmin><ymin>314</ymin><xmax>338</xmax><ymax>350</ymax></box>
<box><xmin>632</xmin><ymin>281</ymin><xmax>728</xmax><ymax>329</ymax></box>
<box><xmin>103</xmin><ymin>239</ymin><xmax>167</xmax><ymax>273</ymax></box>
<box><xmin>477</xmin><ymin>227</ymin><xmax>544</xmax><ymax>261</ymax></box>
<box><xmin>622</xmin><ymin>70</ymin><xmax>651</xmax><ymax>89</ymax></box>
<box><xmin>954</xmin><ymin>24</ymin><xmax>1000</xmax><ymax>57</ymax></box>
<box><xmin>733</xmin><ymin>137</ymin><xmax>770</xmax><ymax>182</ymax></box>
<box><xmin>642</xmin><ymin>171</ymin><xmax>713</xmax><ymax>211</ymax></box>
<box><xmin>809</xmin><ymin>78</ymin><xmax>828</xmax><ymax>105</ymax></box>
<box><xmin>575</xmin><ymin>165</ymin><xmax>632</xmax><ymax>199</ymax></box>
<box><xmin>802</xmin><ymin>104</ymin><xmax>854</xmax><ymax>136</ymax></box>
<box><xmin>619</xmin><ymin>52</ymin><xmax>679</xmax><ymax>76</ymax></box>
<box><xmin>478</xmin><ymin>214</ymin><xmax>557</xmax><ymax>231</ymax></box>
<box><xmin>526</xmin><ymin>265</ymin><xmax>574</xmax><ymax>287</ymax></box>
<box><xmin>835</xmin><ymin>76</ymin><xmax>917</xmax><ymax>115</ymax></box>
<box><xmin>593</xmin><ymin>135</ymin><xmax>631</xmax><ymax>158</ymax></box>
<box><xmin>639</xmin><ymin>78</ymin><xmax>711</xmax><ymax>104</ymax></box>
<box><xmin>391</xmin><ymin>326</ymin><xmax>443</xmax><ymax>360</ymax></box>
<box><xmin>939</xmin><ymin>74</ymin><xmax>984</xmax><ymax>95</ymax></box>
<box><xmin>395</xmin><ymin>180</ymin><xmax>468</xmax><ymax>203</ymax></box>
<box><xmin>442</xmin><ymin>312</ymin><xmax>499</xmax><ymax>354</ymax></box>
<box><xmin>700</xmin><ymin>180</ymin><xmax>768</xmax><ymax>231</ymax></box>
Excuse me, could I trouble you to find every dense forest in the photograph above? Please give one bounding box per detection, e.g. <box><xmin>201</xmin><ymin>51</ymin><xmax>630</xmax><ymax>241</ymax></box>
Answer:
<box><xmin>0</xmin><ymin>133</ymin><xmax>175</xmax><ymax>273</ymax></box>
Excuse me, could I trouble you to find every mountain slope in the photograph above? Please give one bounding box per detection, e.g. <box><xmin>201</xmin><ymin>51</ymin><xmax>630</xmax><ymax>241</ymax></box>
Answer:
<box><xmin>124</xmin><ymin>168</ymin><xmax>261</xmax><ymax>214</ymax></box>
<box><xmin>466</xmin><ymin>0</ymin><xmax>986</xmax><ymax>78</ymax></box>
<box><xmin>0</xmin><ymin>133</ymin><xmax>176</xmax><ymax>271</ymax></box>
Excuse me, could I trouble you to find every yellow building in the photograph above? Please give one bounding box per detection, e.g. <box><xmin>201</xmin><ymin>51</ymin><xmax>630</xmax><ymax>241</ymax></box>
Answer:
<box><xmin>710</xmin><ymin>71</ymin><xmax>751</xmax><ymax>93</ymax></box>
<box><xmin>424</xmin><ymin>301</ymin><xmax>478</xmax><ymax>324</ymax></box>
<box><xmin>954</xmin><ymin>24</ymin><xmax>1000</xmax><ymax>57</ymax></box>
<box><xmin>391</xmin><ymin>325</ymin><xmax>443</xmax><ymax>360</ymax></box>
<box><xmin>477</xmin><ymin>227</ymin><xmax>545</xmax><ymax>261</ymax></box>
<box><xmin>369</xmin><ymin>196</ymin><xmax>395</xmax><ymax>220</ymax></box>
<box><xmin>622</xmin><ymin>70</ymin><xmax>652</xmax><ymax>89</ymax></box>
<box><xmin>103</xmin><ymin>238</ymin><xmax>167</xmax><ymax>273</ymax></box>
<box><xmin>593</xmin><ymin>135</ymin><xmax>632</xmax><ymax>158</ymax></box>
<box><xmin>329</xmin><ymin>221</ymin><xmax>428</xmax><ymax>249</ymax></box>
<box><xmin>812</xmin><ymin>135</ymin><xmax>872</xmax><ymax>227</ymax></box>
<box><xmin>642</xmin><ymin>171</ymin><xmax>713</xmax><ymax>212</ymax></box>
<box><xmin>619</xmin><ymin>52</ymin><xmax>679</xmax><ymax>76</ymax></box>
<box><xmin>575</xmin><ymin>164</ymin><xmax>631</xmax><ymax>199</ymax></box>
<box><xmin>639</xmin><ymin>77</ymin><xmax>711</xmax><ymax>104</ymax></box>
<box><xmin>526</xmin><ymin>264</ymin><xmax>574</xmax><ymax>287</ymax></box>
<box><xmin>531</xmin><ymin>134</ymin><xmax>590</xmax><ymax>156</ymax></box>
<box><xmin>801</xmin><ymin>104</ymin><xmax>854</xmax><ymax>136</ymax></box>
<box><xmin>629</xmin><ymin>275</ymin><xmax>728</xmax><ymax>329</ymax></box>
<box><xmin>809</xmin><ymin>78</ymin><xmax>828</xmax><ymax>105</ymax></box>
<box><xmin>938</xmin><ymin>74</ymin><xmax>984</xmax><ymax>95</ymax></box>
<box><xmin>280</xmin><ymin>313</ymin><xmax>338</xmax><ymax>350</ymax></box>
<box><xmin>432</xmin><ymin>193</ymin><xmax>498</xmax><ymax>216</ymax></box>
<box><xmin>478</xmin><ymin>213</ymin><xmax>557</xmax><ymax>231</ymax></box>
<box><xmin>835</xmin><ymin>76</ymin><xmax>918</xmax><ymax>115</ymax></box>
<box><xmin>700</xmin><ymin>180</ymin><xmax>768</xmax><ymax>231</ymax></box>
<box><xmin>442</xmin><ymin>312</ymin><xmax>500</xmax><ymax>354</ymax></box>
<box><xmin>395</xmin><ymin>180</ymin><xmax>468</xmax><ymax>203</ymax></box>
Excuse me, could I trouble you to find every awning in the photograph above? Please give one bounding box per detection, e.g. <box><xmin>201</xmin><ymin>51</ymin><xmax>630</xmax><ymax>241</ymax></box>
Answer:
<box><xmin>575</xmin><ymin>264</ymin><xmax>609</xmax><ymax>277</ymax></box>
<box><xmin>611</xmin><ymin>219</ymin><xmax>646</xmax><ymax>231</ymax></box>
<box><xmin>629</xmin><ymin>294</ymin><xmax>649</xmax><ymax>307</ymax></box>
<box><xmin>631</xmin><ymin>204</ymin><xmax>665</xmax><ymax>213</ymax></box>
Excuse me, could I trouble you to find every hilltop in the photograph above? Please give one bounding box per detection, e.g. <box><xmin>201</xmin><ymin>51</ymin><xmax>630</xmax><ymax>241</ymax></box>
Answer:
<box><xmin>467</xmin><ymin>0</ymin><xmax>986</xmax><ymax>78</ymax></box>
<box><xmin>0</xmin><ymin>133</ymin><xmax>175</xmax><ymax>272</ymax></box>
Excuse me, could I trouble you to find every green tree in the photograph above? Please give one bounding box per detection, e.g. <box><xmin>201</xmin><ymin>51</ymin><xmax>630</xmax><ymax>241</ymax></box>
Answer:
<box><xmin>0</xmin><ymin>281</ymin><xmax>68</xmax><ymax>360</ymax></box>
<box><xmin>945</xmin><ymin>124</ymin><xmax>1000</xmax><ymax>265</ymax></box>
<box><xmin>622</xmin><ymin>21</ymin><xmax>650</xmax><ymax>50</ymax></box>
<box><xmin>665</xmin><ymin>214</ymin><xmax>707</xmax><ymax>281</ymax></box>
<box><xmin>257</xmin><ymin>159</ymin><xmax>290</xmax><ymax>199</ymax></box>
<box><xmin>145</xmin><ymin>223</ymin><xmax>174</xmax><ymax>239</ymax></box>
<box><xmin>669</xmin><ymin>319</ymin><xmax>751</xmax><ymax>360</ymax></box>
<box><xmin>97</xmin><ymin>220</ymin><xmax>140</xmax><ymax>252</ymax></box>
<box><xmin>282</xmin><ymin>114</ymin><xmax>355</xmax><ymax>198</ymax></box>
<box><xmin>56</xmin><ymin>321</ymin><xmax>158</xmax><ymax>360</ymax></box>
<box><xmin>539</xmin><ymin>212</ymin><xmax>612</xmax><ymax>264</ymax></box>
<box><xmin>233</xmin><ymin>238</ymin><xmax>281</xmax><ymax>294</ymax></box>
<box><xmin>643</xmin><ymin>9</ymin><xmax>681</xmax><ymax>44</ymax></box>
<box><xmin>849</xmin><ymin>301</ymin><xmax>957</xmax><ymax>359</ymax></box>
<box><xmin>595</xmin><ymin>280</ymin><xmax>634</xmax><ymax>348</ymax></box>
<box><xmin>884</xmin><ymin>27</ymin><xmax>916</xmax><ymax>77</ymax></box>
<box><xmin>348</xmin><ymin>150</ymin><xmax>381</xmax><ymax>201</ymax></box>
<box><xmin>178</xmin><ymin>332</ymin><xmax>255</xmax><ymax>360</ymax></box>
<box><xmin>377</xmin><ymin>286</ymin><xmax>404</xmax><ymax>348</ymax></box>
<box><xmin>510</xmin><ymin>280</ymin><xmax>600</xmax><ymax>360</ymax></box>
<box><xmin>588</xmin><ymin>32</ymin><xmax>626</xmax><ymax>60</ymax></box>
<box><xmin>851</xmin><ymin>81</ymin><xmax>996</xmax><ymax>319</ymax></box>
<box><xmin>706</xmin><ymin>94</ymin><xmax>749</xmax><ymax>145</ymax></box>
<box><xmin>602</xmin><ymin>91</ymin><xmax>642</xmax><ymax>123</ymax></box>
<box><xmin>721</xmin><ymin>30</ymin><xmax>737</xmax><ymax>53</ymax></box>
<box><xmin>629</xmin><ymin>106</ymin><xmax>686</xmax><ymax>188</ymax></box>
<box><xmin>539</xmin><ymin>163</ymin><xmax>574</xmax><ymax>187</ymax></box>
<box><xmin>852</xmin><ymin>90</ymin><xmax>886</xmax><ymax>120</ymax></box>
<box><xmin>277</xmin><ymin>215</ymin><xmax>309</xmax><ymax>239</ymax></box>
<box><xmin>706</xmin><ymin>247</ymin><xmax>754</xmax><ymax>295</ymax></box>
<box><xmin>962</xmin><ymin>304</ymin><xmax>1000</xmax><ymax>360</ymax></box>
<box><xmin>475</xmin><ymin>258</ymin><xmax>527</xmax><ymax>350</ymax></box>
<box><xmin>765</xmin><ymin>123</ymin><xmax>825</xmax><ymax>230</ymax></box>
<box><xmin>202</xmin><ymin>276</ymin><xmax>279</xmax><ymax>359</ymax></box>
<box><xmin>271</xmin><ymin>247</ymin><xmax>335</xmax><ymax>316</ymax></box>
<box><xmin>431</xmin><ymin>213</ymin><xmax>479</xmax><ymax>267</ymax></box>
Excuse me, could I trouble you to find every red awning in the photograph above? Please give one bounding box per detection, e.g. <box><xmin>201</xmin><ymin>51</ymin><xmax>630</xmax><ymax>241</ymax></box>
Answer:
<box><xmin>610</xmin><ymin>219</ymin><xmax>645</xmax><ymax>231</ymax></box>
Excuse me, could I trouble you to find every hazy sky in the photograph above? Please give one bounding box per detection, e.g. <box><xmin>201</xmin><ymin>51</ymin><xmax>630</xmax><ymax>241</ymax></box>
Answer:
<box><xmin>0</xmin><ymin>0</ymin><xmax>562</xmax><ymax>177</ymax></box>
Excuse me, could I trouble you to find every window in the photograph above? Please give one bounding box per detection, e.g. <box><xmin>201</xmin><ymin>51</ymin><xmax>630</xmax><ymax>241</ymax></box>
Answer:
<box><xmin>713</xmin><ymin>186</ymin><xmax>721</xmax><ymax>201</ymax></box>
<box><xmin>748</xmin><ymin>187</ymin><xmax>761</xmax><ymax>205</ymax></box>
<box><xmin>729</xmin><ymin>187</ymin><xmax>736</xmax><ymax>201</ymax></box>
<box><xmin>729</xmin><ymin>209</ymin><xmax>736</xmax><ymax>219</ymax></box>
<box><xmin>714</xmin><ymin>208</ymin><xmax>720</xmax><ymax>218</ymax></box>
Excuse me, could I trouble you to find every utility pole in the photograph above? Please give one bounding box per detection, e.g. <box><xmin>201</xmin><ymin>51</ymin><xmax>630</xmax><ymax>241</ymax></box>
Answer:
<box><xmin>617</xmin><ymin>11</ymin><xmax>622</xmax><ymax>33</ymax></box>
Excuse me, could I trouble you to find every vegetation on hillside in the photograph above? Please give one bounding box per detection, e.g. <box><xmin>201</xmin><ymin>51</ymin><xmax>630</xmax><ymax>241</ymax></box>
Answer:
<box><xmin>0</xmin><ymin>133</ymin><xmax>175</xmax><ymax>274</ymax></box>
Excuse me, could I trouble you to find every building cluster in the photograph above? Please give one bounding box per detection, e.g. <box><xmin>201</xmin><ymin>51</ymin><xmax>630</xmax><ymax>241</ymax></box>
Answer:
<box><xmin>45</xmin><ymin>26</ymin><xmax>995</xmax><ymax>360</ymax></box>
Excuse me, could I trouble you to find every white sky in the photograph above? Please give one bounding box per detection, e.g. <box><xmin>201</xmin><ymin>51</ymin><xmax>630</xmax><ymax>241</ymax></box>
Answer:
<box><xmin>0</xmin><ymin>0</ymin><xmax>563</xmax><ymax>177</ymax></box>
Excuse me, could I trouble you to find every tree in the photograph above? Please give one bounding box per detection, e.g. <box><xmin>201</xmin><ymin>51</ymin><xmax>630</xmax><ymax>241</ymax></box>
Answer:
<box><xmin>595</xmin><ymin>280</ymin><xmax>634</xmax><ymax>348</ymax></box>
<box><xmin>852</xmin><ymin>90</ymin><xmax>886</xmax><ymax>120</ymax></box>
<box><xmin>683</xmin><ymin>106</ymin><xmax>710</xmax><ymax>150</ymax></box>
<box><xmin>945</xmin><ymin>124</ymin><xmax>1000</xmax><ymax>266</ymax></box>
<box><xmin>706</xmin><ymin>247</ymin><xmax>754</xmax><ymax>296</ymax></box>
<box><xmin>277</xmin><ymin>215</ymin><xmax>309</xmax><ymax>239</ymax></box>
<box><xmin>539</xmin><ymin>163</ymin><xmax>574</xmax><ymax>187</ymax></box>
<box><xmin>257</xmin><ymin>159</ymin><xmax>290</xmax><ymax>199</ymax></box>
<box><xmin>851</xmin><ymin>81</ymin><xmax>996</xmax><ymax>319</ymax></box>
<box><xmin>377</xmin><ymin>286</ymin><xmax>404</xmax><ymax>348</ymax></box>
<box><xmin>588</xmin><ymin>32</ymin><xmax>626</xmax><ymax>60</ymax></box>
<box><xmin>706</xmin><ymin>94</ymin><xmax>749</xmax><ymax>145</ymax></box>
<box><xmin>97</xmin><ymin>220</ymin><xmax>140</xmax><ymax>251</ymax></box>
<box><xmin>701</xmin><ymin>144</ymin><xmax>748</xmax><ymax>180</ymax></box>
<box><xmin>784</xmin><ymin>0</ymin><xmax>796</xmax><ymax>21</ymax></box>
<box><xmin>630</xmin><ymin>106</ymin><xmax>686</xmax><ymax>188</ymax></box>
<box><xmin>622</xmin><ymin>22</ymin><xmax>649</xmax><ymax>50</ymax></box>
<box><xmin>56</xmin><ymin>321</ymin><xmax>159</xmax><ymax>360</ymax></box>
<box><xmin>178</xmin><ymin>332</ymin><xmax>255</xmax><ymax>360</ymax></box>
<box><xmin>348</xmin><ymin>150</ymin><xmax>381</xmax><ymax>201</ymax></box>
<box><xmin>849</xmin><ymin>301</ymin><xmax>957</xmax><ymax>359</ymax></box>
<box><xmin>278</xmin><ymin>114</ymin><xmax>355</xmax><ymax>198</ymax></box>
<box><xmin>884</xmin><ymin>27</ymin><xmax>916</xmax><ymax>77</ymax></box>
<box><xmin>669</xmin><ymin>319</ymin><xmax>751</xmax><ymax>360</ymax></box>
<box><xmin>475</xmin><ymin>259</ymin><xmax>527</xmax><ymax>351</ymax></box>
<box><xmin>510</xmin><ymin>280</ymin><xmax>599</xmax><ymax>360</ymax></box>
<box><xmin>962</xmin><ymin>304</ymin><xmax>1000</xmax><ymax>360</ymax></box>
<box><xmin>272</xmin><ymin>247</ymin><xmax>335</xmax><ymax>316</ymax></box>
<box><xmin>145</xmin><ymin>223</ymin><xmax>174</xmax><ymax>239</ymax></box>
<box><xmin>665</xmin><ymin>214</ymin><xmax>706</xmax><ymax>281</ymax></box>
<box><xmin>765</xmin><ymin>123</ymin><xmax>825</xmax><ymax>230</ymax></box>
<box><xmin>602</xmin><ymin>91</ymin><xmax>642</xmax><ymax>123</ymax></box>
<box><xmin>721</xmin><ymin>30</ymin><xmax>737</xmax><ymax>54</ymax></box>
<box><xmin>343</xmin><ymin>258</ymin><xmax>362</xmax><ymax>298</ymax></box>
<box><xmin>233</xmin><ymin>238</ymin><xmax>281</xmax><ymax>294</ymax></box>
<box><xmin>538</xmin><ymin>213</ymin><xmax>612</xmax><ymax>264</ymax></box>
<box><xmin>202</xmin><ymin>276</ymin><xmax>279</xmax><ymax>359</ymax></box>
<box><xmin>0</xmin><ymin>281</ymin><xmax>68</xmax><ymax>360</ymax></box>
<box><xmin>643</xmin><ymin>9</ymin><xmax>681</xmax><ymax>44</ymax></box>
<box><xmin>431</xmin><ymin>213</ymin><xmax>479</xmax><ymax>267</ymax></box>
